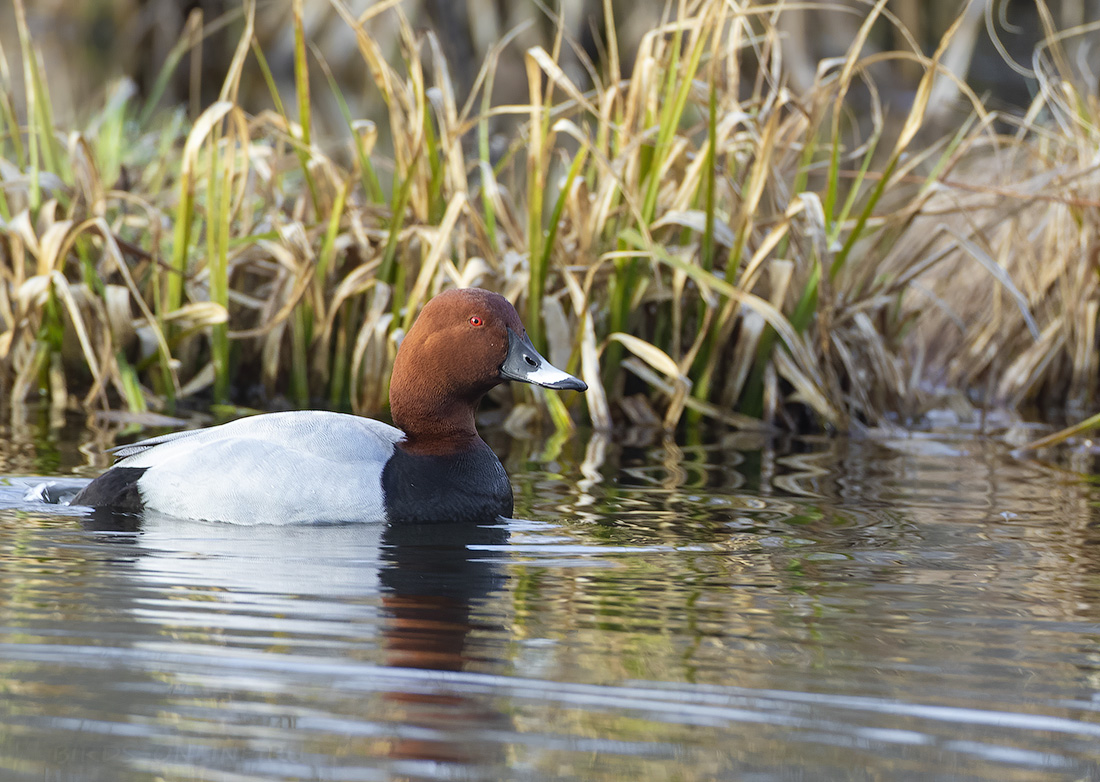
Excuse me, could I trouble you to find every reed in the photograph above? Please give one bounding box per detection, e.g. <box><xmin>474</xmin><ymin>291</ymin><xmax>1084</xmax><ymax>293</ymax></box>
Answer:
<box><xmin>3</xmin><ymin>0</ymin><xmax>1100</xmax><ymax>435</ymax></box>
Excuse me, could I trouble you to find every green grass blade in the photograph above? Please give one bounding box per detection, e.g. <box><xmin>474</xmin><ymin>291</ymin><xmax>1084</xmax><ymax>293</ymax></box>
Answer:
<box><xmin>310</xmin><ymin>41</ymin><xmax>383</xmax><ymax>202</ymax></box>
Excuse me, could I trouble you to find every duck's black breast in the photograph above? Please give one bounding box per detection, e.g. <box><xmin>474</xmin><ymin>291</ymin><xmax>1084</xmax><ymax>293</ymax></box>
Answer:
<box><xmin>381</xmin><ymin>439</ymin><xmax>512</xmax><ymax>524</ymax></box>
<box><xmin>71</xmin><ymin>466</ymin><xmax>148</xmax><ymax>512</ymax></box>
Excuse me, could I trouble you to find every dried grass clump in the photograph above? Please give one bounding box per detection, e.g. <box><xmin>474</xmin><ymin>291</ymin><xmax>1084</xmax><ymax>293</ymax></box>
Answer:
<box><xmin>2</xmin><ymin>0</ymin><xmax>1100</xmax><ymax>434</ymax></box>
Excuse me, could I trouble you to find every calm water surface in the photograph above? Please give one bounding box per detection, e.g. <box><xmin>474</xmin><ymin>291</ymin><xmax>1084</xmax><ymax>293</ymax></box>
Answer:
<box><xmin>1</xmin><ymin>414</ymin><xmax>1099</xmax><ymax>781</ymax></box>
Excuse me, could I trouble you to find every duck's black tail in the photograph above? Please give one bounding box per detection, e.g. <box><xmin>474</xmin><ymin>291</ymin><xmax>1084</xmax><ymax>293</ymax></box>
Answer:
<box><xmin>70</xmin><ymin>467</ymin><xmax>148</xmax><ymax>512</ymax></box>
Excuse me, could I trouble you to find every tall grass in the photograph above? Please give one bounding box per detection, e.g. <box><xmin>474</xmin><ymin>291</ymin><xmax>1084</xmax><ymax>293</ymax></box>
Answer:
<box><xmin>2</xmin><ymin>0</ymin><xmax>1100</xmax><ymax>434</ymax></box>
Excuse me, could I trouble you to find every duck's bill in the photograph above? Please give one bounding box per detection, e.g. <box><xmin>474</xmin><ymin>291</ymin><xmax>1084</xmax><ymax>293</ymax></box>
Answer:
<box><xmin>501</xmin><ymin>329</ymin><xmax>588</xmax><ymax>391</ymax></box>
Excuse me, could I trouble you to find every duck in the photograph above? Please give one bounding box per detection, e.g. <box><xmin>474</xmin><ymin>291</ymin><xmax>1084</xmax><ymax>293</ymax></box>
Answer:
<box><xmin>71</xmin><ymin>287</ymin><xmax>587</xmax><ymax>524</ymax></box>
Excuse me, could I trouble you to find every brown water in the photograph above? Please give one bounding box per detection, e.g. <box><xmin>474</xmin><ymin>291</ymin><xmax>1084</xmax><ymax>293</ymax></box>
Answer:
<box><xmin>1</xmin><ymin>413</ymin><xmax>1099</xmax><ymax>781</ymax></box>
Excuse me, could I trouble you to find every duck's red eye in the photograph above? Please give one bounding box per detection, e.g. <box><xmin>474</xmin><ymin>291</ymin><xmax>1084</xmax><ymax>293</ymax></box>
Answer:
<box><xmin>469</xmin><ymin>316</ymin><xmax>483</xmax><ymax>326</ymax></box>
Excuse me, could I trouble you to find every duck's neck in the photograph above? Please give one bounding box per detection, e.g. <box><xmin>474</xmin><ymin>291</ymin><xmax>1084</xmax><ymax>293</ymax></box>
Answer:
<box><xmin>390</xmin><ymin>384</ymin><xmax>483</xmax><ymax>456</ymax></box>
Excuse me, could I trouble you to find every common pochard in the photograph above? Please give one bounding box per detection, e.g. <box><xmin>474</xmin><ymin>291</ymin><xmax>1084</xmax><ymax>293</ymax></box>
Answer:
<box><xmin>72</xmin><ymin>287</ymin><xmax>587</xmax><ymax>524</ymax></box>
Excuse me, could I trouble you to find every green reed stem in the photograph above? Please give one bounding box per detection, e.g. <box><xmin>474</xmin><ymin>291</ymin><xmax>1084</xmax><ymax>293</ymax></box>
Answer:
<box><xmin>206</xmin><ymin>128</ymin><xmax>233</xmax><ymax>404</ymax></box>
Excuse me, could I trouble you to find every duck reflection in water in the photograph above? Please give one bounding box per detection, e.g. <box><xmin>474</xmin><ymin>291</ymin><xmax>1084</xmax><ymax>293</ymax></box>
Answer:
<box><xmin>80</xmin><ymin>507</ymin><xmax>512</xmax><ymax>775</ymax></box>
<box><xmin>379</xmin><ymin>515</ymin><xmax>511</xmax><ymax>766</ymax></box>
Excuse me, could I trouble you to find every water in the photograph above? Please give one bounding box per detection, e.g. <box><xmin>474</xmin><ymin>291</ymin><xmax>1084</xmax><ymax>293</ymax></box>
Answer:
<box><xmin>2</xmin><ymin>414</ymin><xmax>1100</xmax><ymax>781</ymax></box>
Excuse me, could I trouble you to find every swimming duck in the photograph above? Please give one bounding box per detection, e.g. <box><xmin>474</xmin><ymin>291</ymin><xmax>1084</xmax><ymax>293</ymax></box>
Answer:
<box><xmin>72</xmin><ymin>287</ymin><xmax>587</xmax><ymax>524</ymax></box>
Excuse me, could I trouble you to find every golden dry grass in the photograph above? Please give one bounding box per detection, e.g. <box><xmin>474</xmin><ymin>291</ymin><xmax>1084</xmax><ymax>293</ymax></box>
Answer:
<box><xmin>2</xmin><ymin>0</ymin><xmax>1100</xmax><ymax>435</ymax></box>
